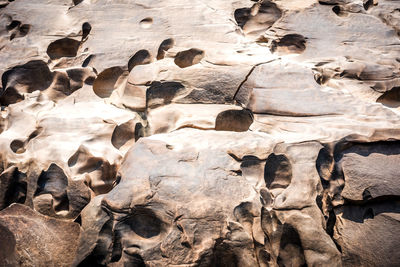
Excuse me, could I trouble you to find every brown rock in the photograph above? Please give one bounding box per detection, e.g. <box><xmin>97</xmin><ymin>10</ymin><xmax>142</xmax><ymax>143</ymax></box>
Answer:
<box><xmin>0</xmin><ymin>204</ymin><xmax>81</xmax><ymax>267</ymax></box>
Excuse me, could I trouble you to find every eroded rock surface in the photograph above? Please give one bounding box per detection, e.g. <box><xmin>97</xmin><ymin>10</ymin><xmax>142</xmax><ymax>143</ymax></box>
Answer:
<box><xmin>0</xmin><ymin>0</ymin><xmax>400</xmax><ymax>266</ymax></box>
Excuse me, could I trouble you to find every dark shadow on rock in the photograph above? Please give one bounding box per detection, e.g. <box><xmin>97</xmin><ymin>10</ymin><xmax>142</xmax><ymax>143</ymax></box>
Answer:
<box><xmin>264</xmin><ymin>154</ymin><xmax>292</xmax><ymax>189</ymax></box>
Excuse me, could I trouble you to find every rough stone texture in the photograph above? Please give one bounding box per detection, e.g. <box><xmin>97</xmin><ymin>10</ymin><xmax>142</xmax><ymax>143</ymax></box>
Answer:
<box><xmin>0</xmin><ymin>0</ymin><xmax>400</xmax><ymax>266</ymax></box>
<box><xmin>0</xmin><ymin>203</ymin><xmax>81</xmax><ymax>267</ymax></box>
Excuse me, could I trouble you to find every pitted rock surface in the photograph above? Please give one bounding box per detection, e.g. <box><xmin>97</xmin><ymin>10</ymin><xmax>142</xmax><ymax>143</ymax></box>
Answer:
<box><xmin>1</xmin><ymin>0</ymin><xmax>400</xmax><ymax>266</ymax></box>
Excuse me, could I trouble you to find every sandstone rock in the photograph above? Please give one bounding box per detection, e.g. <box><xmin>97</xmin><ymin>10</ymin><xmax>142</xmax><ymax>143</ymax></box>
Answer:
<box><xmin>0</xmin><ymin>204</ymin><xmax>81</xmax><ymax>266</ymax></box>
<box><xmin>334</xmin><ymin>202</ymin><xmax>400</xmax><ymax>266</ymax></box>
<box><xmin>341</xmin><ymin>142</ymin><xmax>400</xmax><ymax>201</ymax></box>
<box><xmin>0</xmin><ymin>0</ymin><xmax>400</xmax><ymax>266</ymax></box>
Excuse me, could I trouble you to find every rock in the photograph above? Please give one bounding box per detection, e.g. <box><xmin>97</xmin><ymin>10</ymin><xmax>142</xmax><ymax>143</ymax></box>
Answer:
<box><xmin>340</xmin><ymin>142</ymin><xmax>400</xmax><ymax>201</ymax></box>
<box><xmin>0</xmin><ymin>204</ymin><xmax>81</xmax><ymax>266</ymax></box>
<box><xmin>334</xmin><ymin>201</ymin><xmax>400</xmax><ymax>266</ymax></box>
<box><xmin>73</xmin><ymin>195</ymin><xmax>111</xmax><ymax>266</ymax></box>
<box><xmin>0</xmin><ymin>0</ymin><xmax>400</xmax><ymax>266</ymax></box>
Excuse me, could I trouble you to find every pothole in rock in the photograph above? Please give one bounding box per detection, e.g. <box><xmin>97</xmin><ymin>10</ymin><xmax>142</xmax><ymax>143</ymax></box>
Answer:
<box><xmin>81</xmin><ymin>22</ymin><xmax>92</xmax><ymax>41</ymax></box>
<box><xmin>174</xmin><ymin>48</ymin><xmax>204</xmax><ymax>68</ymax></box>
<box><xmin>93</xmin><ymin>66</ymin><xmax>124</xmax><ymax>98</ymax></box>
<box><xmin>123</xmin><ymin>208</ymin><xmax>165</xmax><ymax>239</ymax></box>
<box><xmin>10</xmin><ymin>140</ymin><xmax>25</xmax><ymax>154</ymax></box>
<box><xmin>264</xmin><ymin>154</ymin><xmax>292</xmax><ymax>190</ymax></box>
<box><xmin>73</xmin><ymin>0</ymin><xmax>84</xmax><ymax>6</ymax></box>
<box><xmin>376</xmin><ymin>87</ymin><xmax>400</xmax><ymax>108</ymax></box>
<box><xmin>6</xmin><ymin>20</ymin><xmax>20</xmax><ymax>31</ymax></box>
<box><xmin>47</xmin><ymin>38</ymin><xmax>81</xmax><ymax>60</ymax></box>
<box><xmin>139</xmin><ymin>17</ymin><xmax>153</xmax><ymax>29</ymax></box>
<box><xmin>215</xmin><ymin>109</ymin><xmax>253</xmax><ymax>132</ymax></box>
<box><xmin>128</xmin><ymin>50</ymin><xmax>151</xmax><ymax>72</ymax></box>
<box><xmin>34</xmin><ymin>164</ymin><xmax>70</xmax><ymax>214</ymax></box>
<box><xmin>157</xmin><ymin>38</ymin><xmax>174</xmax><ymax>60</ymax></box>
<box><xmin>271</xmin><ymin>34</ymin><xmax>307</xmax><ymax>54</ymax></box>
<box><xmin>1</xmin><ymin>60</ymin><xmax>52</xmax><ymax>105</ymax></box>
<box><xmin>82</xmin><ymin>54</ymin><xmax>95</xmax><ymax>67</ymax></box>
<box><xmin>111</xmin><ymin>120</ymin><xmax>141</xmax><ymax>150</ymax></box>
<box><xmin>0</xmin><ymin>167</ymin><xmax>27</xmax><ymax>209</ymax></box>
<box><xmin>363</xmin><ymin>0</ymin><xmax>375</xmax><ymax>11</ymax></box>
<box><xmin>234</xmin><ymin>0</ymin><xmax>282</xmax><ymax>36</ymax></box>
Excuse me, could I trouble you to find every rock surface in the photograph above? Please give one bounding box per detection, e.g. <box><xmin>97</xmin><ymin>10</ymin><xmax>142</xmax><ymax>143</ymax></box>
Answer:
<box><xmin>0</xmin><ymin>0</ymin><xmax>400</xmax><ymax>266</ymax></box>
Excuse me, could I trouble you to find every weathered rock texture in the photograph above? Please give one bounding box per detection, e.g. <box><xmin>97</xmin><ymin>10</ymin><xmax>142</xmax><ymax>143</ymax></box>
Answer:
<box><xmin>0</xmin><ymin>0</ymin><xmax>399</xmax><ymax>266</ymax></box>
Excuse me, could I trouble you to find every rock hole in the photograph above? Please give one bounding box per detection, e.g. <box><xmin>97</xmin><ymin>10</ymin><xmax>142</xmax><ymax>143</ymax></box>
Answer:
<box><xmin>234</xmin><ymin>1</ymin><xmax>282</xmax><ymax>36</ymax></box>
<box><xmin>18</xmin><ymin>24</ymin><xmax>30</xmax><ymax>37</ymax></box>
<box><xmin>111</xmin><ymin>120</ymin><xmax>136</xmax><ymax>150</ymax></box>
<box><xmin>47</xmin><ymin>38</ymin><xmax>81</xmax><ymax>60</ymax></box>
<box><xmin>0</xmin><ymin>87</ymin><xmax>24</xmax><ymax>106</ymax></box>
<box><xmin>157</xmin><ymin>38</ymin><xmax>174</xmax><ymax>60</ymax></box>
<box><xmin>182</xmin><ymin>241</ymin><xmax>191</xmax><ymax>248</ymax></box>
<box><xmin>314</xmin><ymin>72</ymin><xmax>330</xmax><ymax>85</ymax></box>
<box><xmin>128</xmin><ymin>49</ymin><xmax>151</xmax><ymax>72</ymax></box>
<box><xmin>67</xmin><ymin>68</ymin><xmax>97</xmax><ymax>91</ymax></box>
<box><xmin>28</xmin><ymin>127</ymin><xmax>43</xmax><ymax>140</ymax></box>
<box><xmin>231</xmin><ymin>169</ymin><xmax>243</xmax><ymax>176</ymax></box>
<box><xmin>234</xmin><ymin>202</ymin><xmax>255</xmax><ymax>225</ymax></box>
<box><xmin>270</xmin><ymin>34</ymin><xmax>306</xmax><ymax>54</ymax></box>
<box><xmin>34</xmin><ymin>164</ymin><xmax>69</xmax><ymax>213</ymax></box>
<box><xmin>174</xmin><ymin>48</ymin><xmax>205</xmax><ymax>68</ymax></box>
<box><xmin>139</xmin><ymin>17</ymin><xmax>153</xmax><ymax>29</ymax></box>
<box><xmin>2</xmin><ymin>60</ymin><xmax>52</xmax><ymax>93</ymax></box>
<box><xmin>215</xmin><ymin>109</ymin><xmax>253</xmax><ymax>132</ymax></box>
<box><xmin>146</xmin><ymin>81</ymin><xmax>186</xmax><ymax>108</ymax></box>
<box><xmin>260</xmin><ymin>188</ymin><xmax>273</xmax><ymax>206</ymax></box>
<box><xmin>376</xmin><ymin>86</ymin><xmax>400</xmax><ymax>108</ymax></box>
<box><xmin>82</xmin><ymin>22</ymin><xmax>91</xmax><ymax>41</ymax></box>
<box><xmin>82</xmin><ymin>54</ymin><xmax>95</xmax><ymax>67</ymax></box>
<box><xmin>135</xmin><ymin>122</ymin><xmax>144</xmax><ymax>141</ymax></box>
<box><xmin>264</xmin><ymin>154</ymin><xmax>292</xmax><ymax>189</ymax></box>
<box><xmin>6</xmin><ymin>20</ymin><xmax>20</xmax><ymax>31</ymax></box>
<box><xmin>0</xmin><ymin>2</ymin><xmax>9</xmax><ymax>8</ymax></box>
<box><xmin>210</xmin><ymin>238</ymin><xmax>239</xmax><ymax>267</ymax></box>
<box><xmin>93</xmin><ymin>66</ymin><xmax>124</xmax><ymax>98</ymax></box>
<box><xmin>0</xmin><ymin>167</ymin><xmax>27</xmax><ymax>209</ymax></box>
<box><xmin>316</xmin><ymin>146</ymin><xmax>334</xmax><ymax>184</ymax></box>
<box><xmin>124</xmin><ymin>208</ymin><xmax>164</xmax><ymax>238</ymax></box>
<box><xmin>10</xmin><ymin>140</ymin><xmax>25</xmax><ymax>153</ymax></box>
<box><xmin>318</xmin><ymin>1</ymin><xmax>336</xmax><ymax>5</ymax></box>
<box><xmin>332</xmin><ymin>6</ymin><xmax>342</xmax><ymax>16</ymax></box>
<box><xmin>234</xmin><ymin>7</ymin><xmax>251</xmax><ymax>29</ymax></box>
<box><xmin>362</xmin><ymin>188</ymin><xmax>372</xmax><ymax>200</ymax></box>
<box><xmin>73</xmin><ymin>0</ymin><xmax>84</xmax><ymax>5</ymax></box>
<box><xmin>363</xmin><ymin>0</ymin><xmax>374</xmax><ymax>10</ymax></box>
